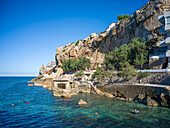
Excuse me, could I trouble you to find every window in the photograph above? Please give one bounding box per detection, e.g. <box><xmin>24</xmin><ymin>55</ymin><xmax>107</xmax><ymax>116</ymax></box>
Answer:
<box><xmin>58</xmin><ymin>83</ymin><xmax>66</xmax><ymax>89</ymax></box>
<box><xmin>167</xmin><ymin>17</ymin><xmax>170</xmax><ymax>25</ymax></box>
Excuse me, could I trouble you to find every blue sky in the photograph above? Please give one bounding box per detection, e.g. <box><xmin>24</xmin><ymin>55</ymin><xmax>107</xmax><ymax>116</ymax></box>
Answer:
<box><xmin>0</xmin><ymin>0</ymin><xmax>149</xmax><ymax>76</ymax></box>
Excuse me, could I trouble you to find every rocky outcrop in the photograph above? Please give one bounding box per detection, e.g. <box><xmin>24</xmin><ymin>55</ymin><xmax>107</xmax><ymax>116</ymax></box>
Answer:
<box><xmin>55</xmin><ymin>0</ymin><xmax>170</xmax><ymax>69</ymax></box>
<box><xmin>39</xmin><ymin>65</ymin><xmax>47</xmax><ymax>75</ymax></box>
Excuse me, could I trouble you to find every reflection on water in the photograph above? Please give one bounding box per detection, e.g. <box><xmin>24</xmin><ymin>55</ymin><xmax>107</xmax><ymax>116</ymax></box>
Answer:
<box><xmin>0</xmin><ymin>77</ymin><xmax>169</xmax><ymax>127</ymax></box>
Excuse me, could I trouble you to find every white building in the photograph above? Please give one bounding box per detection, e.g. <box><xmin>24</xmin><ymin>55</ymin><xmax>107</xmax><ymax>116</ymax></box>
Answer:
<box><xmin>158</xmin><ymin>11</ymin><xmax>170</xmax><ymax>69</ymax></box>
<box><xmin>106</xmin><ymin>22</ymin><xmax>117</xmax><ymax>32</ymax></box>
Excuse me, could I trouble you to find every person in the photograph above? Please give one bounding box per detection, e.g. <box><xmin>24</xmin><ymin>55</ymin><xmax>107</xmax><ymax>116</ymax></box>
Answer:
<box><xmin>95</xmin><ymin>112</ymin><xmax>98</xmax><ymax>116</ymax></box>
<box><xmin>132</xmin><ymin>109</ymin><xmax>139</xmax><ymax>113</ymax></box>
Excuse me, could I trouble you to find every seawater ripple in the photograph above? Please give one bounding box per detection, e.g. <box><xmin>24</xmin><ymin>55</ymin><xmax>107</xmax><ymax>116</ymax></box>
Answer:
<box><xmin>0</xmin><ymin>77</ymin><xmax>170</xmax><ymax>128</ymax></box>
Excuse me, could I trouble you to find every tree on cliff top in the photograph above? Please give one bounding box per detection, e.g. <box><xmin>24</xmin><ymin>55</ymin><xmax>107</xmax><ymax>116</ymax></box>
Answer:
<box><xmin>117</xmin><ymin>14</ymin><xmax>130</xmax><ymax>21</ymax></box>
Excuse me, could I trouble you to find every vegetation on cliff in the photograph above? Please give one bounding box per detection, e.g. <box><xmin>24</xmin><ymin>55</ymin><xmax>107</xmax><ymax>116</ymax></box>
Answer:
<box><xmin>105</xmin><ymin>37</ymin><xmax>148</xmax><ymax>70</ymax></box>
<box><xmin>75</xmin><ymin>70</ymin><xmax>84</xmax><ymax>77</ymax></box>
<box><xmin>62</xmin><ymin>57</ymin><xmax>90</xmax><ymax>72</ymax></box>
<box><xmin>93</xmin><ymin>37</ymin><xmax>148</xmax><ymax>82</ymax></box>
<box><xmin>92</xmin><ymin>67</ymin><xmax>116</xmax><ymax>83</ymax></box>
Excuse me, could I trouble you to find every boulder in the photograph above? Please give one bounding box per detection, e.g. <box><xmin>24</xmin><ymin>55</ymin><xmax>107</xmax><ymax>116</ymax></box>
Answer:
<box><xmin>78</xmin><ymin>99</ymin><xmax>87</xmax><ymax>105</ymax></box>
<box><xmin>138</xmin><ymin>93</ymin><xmax>145</xmax><ymax>100</ymax></box>
<box><xmin>147</xmin><ymin>97</ymin><xmax>158</xmax><ymax>107</ymax></box>
<box><xmin>160</xmin><ymin>93</ymin><xmax>168</xmax><ymax>106</ymax></box>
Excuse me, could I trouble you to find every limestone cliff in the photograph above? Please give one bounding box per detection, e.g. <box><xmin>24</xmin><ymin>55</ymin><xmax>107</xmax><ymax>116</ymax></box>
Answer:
<box><xmin>55</xmin><ymin>0</ymin><xmax>170</xmax><ymax>70</ymax></box>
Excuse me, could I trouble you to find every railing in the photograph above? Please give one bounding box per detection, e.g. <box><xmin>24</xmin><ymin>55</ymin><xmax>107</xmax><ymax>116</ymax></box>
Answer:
<box><xmin>149</xmin><ymin>54</ymin><xmax>166</xmax><ymax>59</ymax></box>
<box><xmin>138</xmin><ymin>69</ymin><xmax>170</xmax><ymax>73</ymax></box>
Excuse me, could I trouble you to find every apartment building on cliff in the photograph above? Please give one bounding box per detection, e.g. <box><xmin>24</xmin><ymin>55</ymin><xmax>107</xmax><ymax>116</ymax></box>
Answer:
<box><xmin>158</xmin><ymin>11</ymin><xmax>170</xmax><ymax>69</ymax></box>
<box><xmin>146</xmin><ymin>11</ymin><xmax>170</xmax><ymax>73</ymax></box>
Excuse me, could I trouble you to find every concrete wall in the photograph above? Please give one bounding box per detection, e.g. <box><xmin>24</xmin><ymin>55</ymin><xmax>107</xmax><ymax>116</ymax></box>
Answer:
<box><xmin>98</xmin><ymin>84</ymin><xmax>170</xmax><ymax>107</ymax></box>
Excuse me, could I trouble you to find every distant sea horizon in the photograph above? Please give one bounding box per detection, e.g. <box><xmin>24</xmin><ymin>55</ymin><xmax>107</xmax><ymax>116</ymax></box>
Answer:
<box><xmin>0</xmin><ymin>75</ymin><xmax>37</xmax><ymax>77</ymax></box>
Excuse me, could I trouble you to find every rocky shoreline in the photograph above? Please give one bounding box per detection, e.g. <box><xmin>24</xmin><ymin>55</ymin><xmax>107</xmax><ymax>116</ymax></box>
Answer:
<box><xmin>30</xmin><ymin>74</ymin><xmax>170</xmax><ymax>107</ymax></box>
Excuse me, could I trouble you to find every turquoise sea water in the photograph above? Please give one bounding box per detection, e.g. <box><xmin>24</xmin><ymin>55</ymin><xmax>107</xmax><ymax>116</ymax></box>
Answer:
<box><xmin>0</xmin><ymin>77</ymin><xmax>170</xmax><ymax>128</ymax></box>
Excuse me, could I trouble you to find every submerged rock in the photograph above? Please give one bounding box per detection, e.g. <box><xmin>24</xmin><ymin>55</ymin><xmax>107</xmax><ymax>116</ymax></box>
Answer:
<box><xmin>78</xmin><ymin>99</ymin><xmax>87</xmax><ymax>105</ymax></box>
<box><xmin>28</xmin><ymin>84</ymin><xmax>33</xmax><ymax>86</ymax></box>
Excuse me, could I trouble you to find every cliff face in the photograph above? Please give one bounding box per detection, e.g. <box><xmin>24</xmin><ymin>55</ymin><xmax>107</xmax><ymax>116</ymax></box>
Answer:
<box><xmin>55</xmin><ymin>0</ymin><xmax>170</xmax><ymax>70</ymax></box>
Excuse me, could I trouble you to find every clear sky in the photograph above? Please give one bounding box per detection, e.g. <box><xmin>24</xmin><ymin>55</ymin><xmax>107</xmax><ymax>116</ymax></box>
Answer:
<box><xmin>0</xmin><ymin>0</ymin><xmax>149</xmax><ymax>76</ymax></box>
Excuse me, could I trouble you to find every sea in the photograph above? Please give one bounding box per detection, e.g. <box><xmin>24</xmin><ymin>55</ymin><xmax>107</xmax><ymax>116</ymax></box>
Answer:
<box><xmin>0</xmin><ymin>77</ymin><xmax>169</xmax><ymax>128</ymax></box>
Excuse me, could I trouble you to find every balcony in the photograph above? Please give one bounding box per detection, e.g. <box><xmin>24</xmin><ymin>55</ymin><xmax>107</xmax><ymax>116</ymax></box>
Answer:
<box><xmin>159</xmin><ymin>26</ymin><xmax>166</xmax><ymax>35</ymax></box>
<box><xmin>166</xmin><ymin>36</ymin><xmax>170</xmax><ymax>44</ymax></box>
<box><xmin>165</xmin><ymin>25</ymin><xmax>170</xmax><ymax>31</ymax></box>
<box><xmin>166</xmin><ymin>51</ymin><xmax>170</xmax><ymax>57</ymax></box>
<box><xmin>159</xmin><ymin>40</ymin><xmax>166</xmax><ymax>47</ymax></box>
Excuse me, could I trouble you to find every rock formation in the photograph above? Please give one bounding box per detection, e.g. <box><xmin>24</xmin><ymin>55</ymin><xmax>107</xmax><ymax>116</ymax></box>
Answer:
<box><xmin>39</xmin><ymin>65</ymin><xmax>47</xmax><ymax>75</ymax></box>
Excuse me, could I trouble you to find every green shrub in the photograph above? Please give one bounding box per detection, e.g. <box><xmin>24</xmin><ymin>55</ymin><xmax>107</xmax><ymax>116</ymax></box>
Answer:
<box><xmin>62</xmin><ymin>49</ymin><xmax>65</xmax><ymax>52</ymax></box>
<box><xmin>137</xmin><ymin>71</ymin><xmax>150</xmax><ymax>79</ymax></box>
<box><xmin>76</xmin><ymin>40</ymin><xmax>79</xmax><ymax>46</ymax></box>
<box><xmin>76</xmin><ymin>70</ymin><xmax>84</xmax><ymax>77</ymax></box>
<box><xmin>56</xmin><ymin>53</ymin><xmax>59</xmax><ymax>56</ymax></box>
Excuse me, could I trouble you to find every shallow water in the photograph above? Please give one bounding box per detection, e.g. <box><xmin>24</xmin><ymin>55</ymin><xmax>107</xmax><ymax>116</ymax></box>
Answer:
<box><xmin>0</xmin><ymin>77</ymin><xmax>169</xmax><ymax>128</ymax></box>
